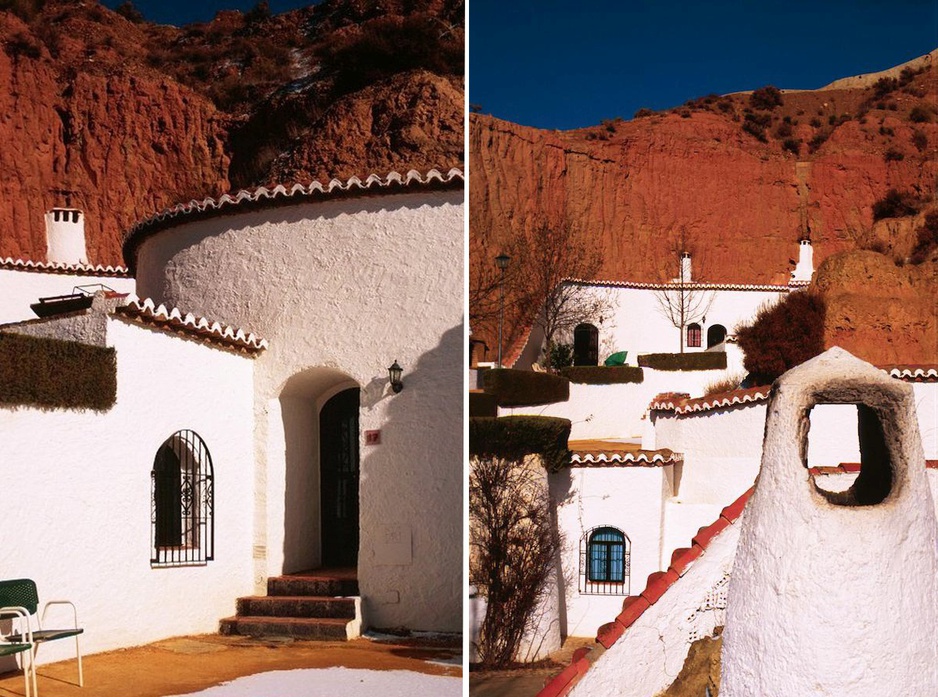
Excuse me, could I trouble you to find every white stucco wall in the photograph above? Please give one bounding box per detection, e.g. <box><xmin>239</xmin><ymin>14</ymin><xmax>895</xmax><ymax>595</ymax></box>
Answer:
<box><xmin>500</xmin><ymin>367</ymin><xmax>742</xmax><ymax>441</ymax></box>
<box><xmin>570</xmin><ymin>522</ymin><xmax>741</xmax><ymax>697</ymax></box>
<box><xmin>653</xmin><ymin>403</ymin><xmax>767</xmax><ymax>505</ymax></box>
<box><xmin>913</xmin><ymin>381</ymin><xmax>937</xmax><ymax>458</ymax></box>
<box><xmin>557</xmin><ymin>284</ymin><xmax>787</xmax><ymax>364</ymax></box>
<box><xmin>133</xmin><ymin>190</ymin><xmax>463</xmax><ymax>632</ymax></box>
<box><xmin>551</xmin><ymin>465</ymin><xmax>674</xmax><ymax>638</ymax></box>
<box><xmin>0</xmin><ymin>267</ymin><xmax>135</xmax><ymax>325</ymax></box>
<box><xmin>0</xmin><ymin>317</ymin><xmax>256</xmax><ymax>664</ymax></box>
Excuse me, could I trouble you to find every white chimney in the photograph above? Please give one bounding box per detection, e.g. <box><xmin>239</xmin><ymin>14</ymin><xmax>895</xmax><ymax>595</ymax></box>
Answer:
<box><xmin>680</xmin><ymin>251</ymin><xmax>692</xmax><ymax>283</ymax></box>
<box><xmin>45</xmin><ymin>208</ymin><xmax>88</xmax><ymax>265</ymax></box>
<box><xmin>791</xmin><ymin>237</ymin><xmax>814</xmax><ymax>282</ymax></box>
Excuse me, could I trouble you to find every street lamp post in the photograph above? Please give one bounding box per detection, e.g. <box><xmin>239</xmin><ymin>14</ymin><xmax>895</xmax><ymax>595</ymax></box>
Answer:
<box><xmin>495</xmin><ymin>253</ymin><xmax>510</xmax><ymax>368</ymax></box>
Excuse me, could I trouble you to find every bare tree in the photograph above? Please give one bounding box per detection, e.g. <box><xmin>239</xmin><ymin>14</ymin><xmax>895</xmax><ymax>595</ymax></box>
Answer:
<box><xmin>469</xmin><ymin>455</ymin><xmax>560</xmax><ymax>668</ymax></box>
<box><xmin>654</xmin><ymin>242</ymin><xmax>715</xmax><ymax>353</ymax></box>
<box><xmin>469</xmin><ymin>250</ymin><xmax>517</xmax><ymax>327</ymax></box>
<box><xmin>510</xmin><ymin>223</ymin><xmax>612</xmax><ymax>365</ymax></box>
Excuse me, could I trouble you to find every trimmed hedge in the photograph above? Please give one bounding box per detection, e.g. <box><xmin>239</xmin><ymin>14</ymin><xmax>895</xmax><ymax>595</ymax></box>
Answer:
<box><xmin>469</xmin><ymin>390</ymin><xmax>498</xmax><ymax>417</ymax></box>
<box><xmin>637</xmin><ymin>352</ymin><xmax>727</xmax><ymax>371</ymax></box>
<box><xmin>561</xmin><ymin>365</ymin><xmax>644</xmax><ymax>384</ymax></box>
<box><xmin>482</xmin><ymin>368</ymin><xmax>569</xmax><ymax>407</ymax></box>
<box><xmin>469</xmin><ymin>416</ymin><xmax>572</xmax><ymax>472</ymax></box>
<box><xmin>0</xmin><ymin>333</ymin><xmax>117</xmax><ymax>410</ymax></box>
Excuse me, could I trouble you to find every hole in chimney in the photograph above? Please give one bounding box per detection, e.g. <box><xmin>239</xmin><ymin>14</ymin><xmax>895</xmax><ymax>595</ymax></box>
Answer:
<box><xmin>806</xmin><ymin>403</ymin><xmax>893</xmax><ymax>506</ymax></box>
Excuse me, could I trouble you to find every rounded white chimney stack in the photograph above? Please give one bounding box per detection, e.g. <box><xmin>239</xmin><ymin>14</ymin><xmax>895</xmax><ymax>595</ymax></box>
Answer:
<box><xmin>791</xmin><ymin>237</ymin><xmax>814</xmax><ymax>282</ymax></box>
<box><xmin>680</xmin><ymin>251</ymin><xmax>692</xmax><ymax>283</ymax></box>
<box><xmin>45</xmin><ymin>208</ymin><xmax>88</xmax><ymax>265</ymax></box>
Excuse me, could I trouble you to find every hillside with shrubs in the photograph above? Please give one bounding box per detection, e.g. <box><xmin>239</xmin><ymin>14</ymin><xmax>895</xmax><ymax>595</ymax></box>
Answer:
<box><xmin>470</xmin><ymin>50</ymin><xmax>937</xmax><ymax>365</ymax></box>
<box><xmin>0</xmin><ymin>0</ymin><xmax>464</xmax><ymax>264</ymax></box>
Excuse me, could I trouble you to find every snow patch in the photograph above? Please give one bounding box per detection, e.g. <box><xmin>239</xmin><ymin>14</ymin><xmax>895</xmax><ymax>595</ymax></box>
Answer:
<box><xmin>166</xmin><ymin>667</ymin><xmax>461</xmax><ymax>697</ymax></box>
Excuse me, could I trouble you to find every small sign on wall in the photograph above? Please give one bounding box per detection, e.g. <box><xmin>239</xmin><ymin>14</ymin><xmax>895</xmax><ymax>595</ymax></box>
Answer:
<box><xmin>365</xmin><ymin>429</ymin><xmax>381</xmax><ymax>445</ymax></box>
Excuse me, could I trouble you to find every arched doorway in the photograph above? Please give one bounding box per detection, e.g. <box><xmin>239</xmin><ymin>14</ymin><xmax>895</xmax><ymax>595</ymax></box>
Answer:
<box><xmin>319</xmin><ymin>387</ymin><xmax>360</xmax><ymax>567</ymax></box>
<box><xmin>707</xmin><ymin>324</ymin><xmax>727</xmax><ymax>348</ymax></box>
<box><xmin>278</xmin><ymin>368</ymin><xmax>359</xmax><ymax>574</ymax></box>
<box><xmin>573</xmin><ymin>323</ymin><xmax>599</xmax><ymax>366</ymax></box>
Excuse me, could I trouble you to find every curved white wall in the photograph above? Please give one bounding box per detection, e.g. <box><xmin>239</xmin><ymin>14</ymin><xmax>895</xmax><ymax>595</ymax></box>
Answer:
<box><xmin>134</xmin><ymin>190</ymin><xmax>464</xmax><ymax>632</ymax></box>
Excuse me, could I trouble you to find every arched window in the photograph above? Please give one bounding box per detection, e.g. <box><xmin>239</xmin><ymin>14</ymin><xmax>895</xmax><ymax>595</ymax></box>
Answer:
<box><xmin>687</xmin><ymin>323</ymin><xmax>702</xmax><ymax>348</ymax></box>
<box><xmin>573</xmin><ymin>323</ymin><xmax>599</xmax><ymax>366</ymax></box>
<box><xmin>707</xmin><ymin>324</ymin><xmax>727</xmax><ymax>348</ymax></box>
<box><xmin>580</xmin><ymin>526</ymin><xmax>630</xmax><ymax>595</ymax></box>
<box><xmin>151</xmin><ymin>430</ymin><xmax>214</xmax><ymax>567</ymax></box>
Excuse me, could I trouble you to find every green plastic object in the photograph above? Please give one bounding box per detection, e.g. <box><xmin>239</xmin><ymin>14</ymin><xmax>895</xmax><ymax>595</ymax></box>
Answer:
<box><xmin>604</xmin><ymin>351</ymin><xmax>628</xmax><ymax>366</ymax></box>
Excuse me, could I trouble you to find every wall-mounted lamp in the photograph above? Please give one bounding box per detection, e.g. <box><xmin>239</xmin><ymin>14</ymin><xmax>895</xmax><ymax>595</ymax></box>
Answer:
<box><xmin>388</xmin><ymin>360</ymin><xmax>404</xmax><ymax>393</ymax></box>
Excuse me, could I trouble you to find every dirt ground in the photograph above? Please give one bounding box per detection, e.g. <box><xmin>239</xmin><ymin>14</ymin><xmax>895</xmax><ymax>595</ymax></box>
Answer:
<box><xmin>469</xmin><ymin>637</ymin><xmax>594</xmax><ymax>697</ymax></box>
<box><xmin>0</xmin><ymin>633</ymin><xmax>461</xmax><ymax>697</ymax></box>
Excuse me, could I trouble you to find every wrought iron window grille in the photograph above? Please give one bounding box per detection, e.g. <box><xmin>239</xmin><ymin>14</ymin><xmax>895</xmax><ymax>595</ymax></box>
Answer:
<box><xmin>579</xmin><ymin>526</ymin><xmax>630</xmax><ymax>595</ymax></box>
<box><xmin>151</xmin><ymin>430</ymin><xmax>214</xmax><ymax>567</ymax></box>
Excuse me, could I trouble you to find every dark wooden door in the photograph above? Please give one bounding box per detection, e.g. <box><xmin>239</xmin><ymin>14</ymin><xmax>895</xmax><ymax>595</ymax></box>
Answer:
<box><xmin>320</xmin><ymin>388</ymin><xmax>360</xmax><ymax>567</ymax></box>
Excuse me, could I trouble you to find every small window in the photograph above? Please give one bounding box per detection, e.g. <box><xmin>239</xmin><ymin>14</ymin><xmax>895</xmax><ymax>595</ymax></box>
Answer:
<box><xmin>151</xmin><ymin>430</ymin><xmax>214</xmax><ymax>567</ymax></box>
<box><xmin>573</xmin><ymin>323</ymin><xmax>599</xmax><ymax>366</ymax></box>
<box><xmin>580</xmin><ymin>526</ymin><xmax>630</xmax><ymax>595</ymax></box>
<box><xmin>687</xmin><ymin>323</ymin><xmax>702</xmax><ymax>348</ymax></box>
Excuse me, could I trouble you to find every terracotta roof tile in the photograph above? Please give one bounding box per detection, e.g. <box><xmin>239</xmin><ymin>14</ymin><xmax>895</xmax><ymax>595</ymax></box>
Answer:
<box><xmin>0</xmin><ymin>257</ymin><xmax>130</xmax><ymax>277</ymax></box>
<box><xmin>616</xmin><ymin>595</ymin><xmax>651</xmax><ymax>629</ymax></box>
<box><xmin>641</xmin><ymin>569</ymin><xmax>680</xmax><ymax>605</ymax></box>
<box><xmin>569</xmin><ymin>448</ymin><xmax>682</xmax><ymax>467</ymax></box>
<box><xmin>115</xmin><ymin>295</ymin><xmax>268</xmax><ymax>355</ymax></box>
<box><xmin>669</xmin><ymin>545</ymin><xmax>704</xmax><ymax>576</ymax></box>
<box><xmin>692</xmin><ymin>517</ymin><xmax>731</xmax><ymax>550</ymax></box>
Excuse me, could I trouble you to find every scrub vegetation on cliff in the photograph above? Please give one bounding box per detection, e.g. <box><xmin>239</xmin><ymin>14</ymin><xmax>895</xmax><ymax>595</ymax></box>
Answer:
<box><xmin>0</xmin><ymin>0</ymin><xmax>464</xmax><ymax>265</ymax></box>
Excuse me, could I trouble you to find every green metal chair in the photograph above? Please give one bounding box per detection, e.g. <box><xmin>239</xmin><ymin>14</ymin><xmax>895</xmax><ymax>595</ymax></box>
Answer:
<box><xmin>0</xmin><ymin>605</ymin><xmax>36</xmax><ymax>697</ymax></box>
<box><xmin>0</xmin><ymin>580</ymin><xmax>83</xmax><ymax>688</ymax></box>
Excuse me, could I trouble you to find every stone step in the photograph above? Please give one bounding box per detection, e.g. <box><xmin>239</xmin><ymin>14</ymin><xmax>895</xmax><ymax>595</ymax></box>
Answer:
<box><xmin>266</xmin><ymin>575</ymin><xmax>359</xmax><ymax>597</ymax></box>
<box><xmin>219</xmin><ymin>616</ymin><xmax>350</xmax><ymax>641</ymax></box>
<box><xmin>236</xmin><ymin>595</ymin><xmax>356</xmax><ymax>619</ymax></box>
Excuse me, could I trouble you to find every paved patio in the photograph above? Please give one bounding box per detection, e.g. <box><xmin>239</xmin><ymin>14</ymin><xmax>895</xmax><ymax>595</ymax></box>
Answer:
<box><xmin>0</xmin><ymin>633</ymin><xmax>461</xmax><ymax>697</ymax></box>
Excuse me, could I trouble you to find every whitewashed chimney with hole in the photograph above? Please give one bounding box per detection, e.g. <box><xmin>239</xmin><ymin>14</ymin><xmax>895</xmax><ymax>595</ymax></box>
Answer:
<box><xmin>722</xmin><ymin>347</ymin><xmax>938</xmax><ymax>697</ymax></box>
<box><xmin>791</xmin><ymin>237</ymin><xmax>814</xmax><ymax>282</ymax></box>
<box><xmin>45</xmin><ymin>208</ymin><xmax>88</xmax><ymax>265</ymax></box>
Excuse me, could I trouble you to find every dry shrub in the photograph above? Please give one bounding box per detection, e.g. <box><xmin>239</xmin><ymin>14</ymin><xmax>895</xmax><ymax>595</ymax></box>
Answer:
<box><xmin>736</xmin><ymin>291</ymin><xmax>826</xmax><ymax>385</ymax></box>
<box><xmin>469</xmin><ymin>455</ymin><xmax>561</xmax><ymax>668</ymax></box>
<box><xmin>703</xmin><ymin>373</ymin><xmax>745</xmax><ymax>397</ymax></box>
<box><xmin>910</xmin><ymin>210</ymin><xmax>938</xmax><ymax>264</ymax></box>
<box><xmin>320</xmin><ymin>13</ymin><xmax>463</xmax><ymax>96</ymax></box>
<box><xmin>872</xmin><ymin>189</ymin><xmax>922</xmax><ymax>221</ymax></box>
<box><xmin>749</xmin><ymin>85</ymin><xmax>783</xmax><ymax>110</ymax></box>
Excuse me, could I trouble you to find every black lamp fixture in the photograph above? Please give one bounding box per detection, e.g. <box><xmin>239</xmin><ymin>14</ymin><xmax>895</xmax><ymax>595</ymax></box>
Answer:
<box><xmin>388</xmin><ymin>360</ymin><xmax>404</xmax><ymax>393</ymax></box>
<box><xmin>495</xmin><ymin>253</ymin><xmax>510</xmax><ymax>368</ymax></box>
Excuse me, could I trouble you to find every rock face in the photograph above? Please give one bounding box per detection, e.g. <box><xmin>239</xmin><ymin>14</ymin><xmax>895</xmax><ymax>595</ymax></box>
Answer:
<box><xmin>0</xmin><ymin>0</ymin><xmax>464</xmax><ymax>267</ymax></box>
<box><xmin>0</xmin><ymin>10</ymin><xmax>228</xmax><ymax>266</ymax></box>
<box><xmin>813</xmin><ymin>250</ymin><xmax>937</xmax><ymax>366</ymax></box>
<box><xmin>470</xmin><ymin>52</ymin><xmax>937</xmax><ymax>362</ymax></box>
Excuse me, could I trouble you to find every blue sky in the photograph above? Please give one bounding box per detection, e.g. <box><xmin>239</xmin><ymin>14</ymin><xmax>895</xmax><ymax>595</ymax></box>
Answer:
<box><xmin>101</xmin><ymin>1</ymin><xmax>316</xmax><ymax>26</ymax></box>
<box><xmin>469</xmin><ymin>0</ymin><xmax>938</xmax><ymax>130</ymax></box>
